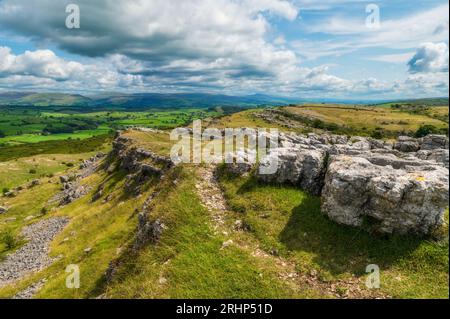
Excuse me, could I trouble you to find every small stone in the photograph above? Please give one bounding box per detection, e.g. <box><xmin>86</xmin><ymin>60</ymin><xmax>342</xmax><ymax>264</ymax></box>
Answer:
<box><xmin>4</xmin><ymin>191</ymin><xmax>17</xmax><ymax>198</ymax></box>
<box><xmin>159</xmin><ymin>277</ymin><xmax>168</xmax><ymax>285</ymax></box>
<box><xmin>24</xmin><ymin>215</ymin><xmax>35</xmax><ymax>221</ymax></box>
<box><xmin>221</xmin><ymin>240</ymin><xmax>234</xmax><ymax>250</ymax></box>
<box><xmin>29</xmin><ymin>179</ymin><xmax>40</xmax><ymax>187</ymax></box>
<box><xmin>234</xmin><ymin>220</ymin><xmax>251</xmax><ymax>231</ymax></box>
<box><xmin>310</xmin><ymin>269</ymin><xmax>318</xmax><ymax>277</ymax></box>
<box><xmin>269</xmin><ymin>248</ymin><xmax>279</xmax><ymax>256</ymax></box>
<box><xmin>84</xmin><ymin>247</ymin><xmax>92</xmax><ymax>254</ymax></box>
<box><xmin>0</xmin><ymin>206</ymin><xmax>8</xmax><ymax>214</ymax></box>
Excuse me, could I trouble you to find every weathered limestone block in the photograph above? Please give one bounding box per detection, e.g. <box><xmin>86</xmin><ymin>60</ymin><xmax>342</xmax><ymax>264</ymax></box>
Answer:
<box><xmin>394</xmin><ymin>136</ymin><xmax>420</xmax><ymax>153</ymax></box>
<box><xmin>420</xmin><ymin>134</ymin><xmax>449</xmax><ymax>150</ymax></box>
<box><xmin>257</xmin><ymin>148</ymin><xmax>327</xmax><ymax>195</ymax></box>
<box><xmin>321</xmin><ymin>155</ymin><xmax>449</xmax><ymax>235</ymax></box>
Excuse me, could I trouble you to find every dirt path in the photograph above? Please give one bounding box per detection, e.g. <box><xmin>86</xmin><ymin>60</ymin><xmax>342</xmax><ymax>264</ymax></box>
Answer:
<box><xmin>195</xmin><ymin>166</ymin><xmax>228</xmax><ymax>233</ymax></box>
<box><xmin>0</xmin><ymin>217</ymin><xmax>69</xmax><ymax>289</ymax></box>
<box><xmin>195</xmin><ymin>165</ymin><xmax>388</xmax><ymax>299</ymax></box>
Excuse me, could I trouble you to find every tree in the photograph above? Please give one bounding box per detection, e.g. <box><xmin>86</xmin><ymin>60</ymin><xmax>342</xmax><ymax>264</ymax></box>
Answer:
<box><xmin>0</xmin><ymin>130</ymin><xmax>5</xmax><ymax>138</ymax></box>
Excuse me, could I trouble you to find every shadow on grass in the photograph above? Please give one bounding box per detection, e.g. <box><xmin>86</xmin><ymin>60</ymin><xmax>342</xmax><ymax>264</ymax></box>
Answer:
<box><xmin>279</xmin><ymin>194</ymin><xmax>423</xmax><ymax>276</ymax></box>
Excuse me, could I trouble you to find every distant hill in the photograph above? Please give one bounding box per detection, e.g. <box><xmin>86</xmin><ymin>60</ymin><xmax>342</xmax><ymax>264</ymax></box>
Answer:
<box><xmin>0</xmin><ymin>92</ymin><xmax>91</xmax><ymax>107</ymax></box>
<box><xmin>375</xmin><ymin>97</ymin><xmax>449</xmax><ymax>107</ymax></box>
<box><xmin>0</xmin><ymin>92</ymin><xmax>448</xmax><ymax>109</ymax></box>
<box><xmin>0</xmin><ymin>92</ymin><xmax>299</xmax><ymax>109</ymax></box>
<box><xmin>90</xmin><ymin>93</ymin><xmax>300</xmax><ymax>108</ymax></box>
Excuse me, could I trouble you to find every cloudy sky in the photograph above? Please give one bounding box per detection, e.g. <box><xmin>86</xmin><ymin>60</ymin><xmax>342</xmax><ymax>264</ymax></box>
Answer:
<box><xmin>0</xmin><ymin>0</ymin><xmax>448</xmax><ymax>99</ymax></box>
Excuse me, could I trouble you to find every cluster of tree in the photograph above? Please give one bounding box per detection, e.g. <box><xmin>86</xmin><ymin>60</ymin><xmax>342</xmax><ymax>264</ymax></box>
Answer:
<box><xmin>43</xmin><ymin>119</ymin><xmax>99</xmax><ymax>134</ymax></box>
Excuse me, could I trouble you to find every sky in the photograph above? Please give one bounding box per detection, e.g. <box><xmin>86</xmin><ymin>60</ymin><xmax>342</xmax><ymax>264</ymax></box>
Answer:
<box><xmin>0</xmin><ymin>0</ymin><xmax>448</xmax><ymax>99</ymax></box>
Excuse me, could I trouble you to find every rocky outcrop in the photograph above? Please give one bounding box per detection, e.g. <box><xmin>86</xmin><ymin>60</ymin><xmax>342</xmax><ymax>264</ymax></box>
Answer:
<box><xmin>255</xmin><ymin>133</ymin><xmax>449</xmax><ymax>235</ymax></box>
<box><xmin>223</xmin><ymin>151</ymin><xmax>254</xmax><ymax>176</ymax></box>
<box><xmin>421</xmin><ymin>134</ymin><xmax>449</xmax><ymax>150</ymax></box>
<box><xmin>133</xmin><ymin>191</ymin><xmax>165</xmax><ymax>250</ymax></box>
<box><xmin>321</xmin><ymin>155</ymin><xmax>448</xmax><ymax>235</ymax></box>
<box><xmin>53</xmin><ymin>152</ymin><xmax>105</xmax><ymax>206</ymax></box>
<box><xmin>393</xmin><ymin>136</ymin><xmax>420</xmax><ymax>152</ymax></box>
<box><xmin>59</xmin><ymin>182</ymin><xmax>91</xmax><ymax>206</ymax></box>
<box><xmin>109</xmin><ymin>135</ymin><xmax>174</xmax><ymax>196</ymax></box>
<box><xmin>134</xmin><ymin>216</ymin><xmax>164</xmax><ymax>250</ymax></box>
<box><xmin>258</xmin><ymin>147</ymin><xmax>327</xmax><ymax>196</ymax></box>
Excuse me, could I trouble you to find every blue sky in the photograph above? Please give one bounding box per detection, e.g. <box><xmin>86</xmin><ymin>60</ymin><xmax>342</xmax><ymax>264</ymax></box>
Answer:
<box><xmin>0</xmin><ymin>0</ymin><xmax>448</xmax><ymax>99</ymax></box>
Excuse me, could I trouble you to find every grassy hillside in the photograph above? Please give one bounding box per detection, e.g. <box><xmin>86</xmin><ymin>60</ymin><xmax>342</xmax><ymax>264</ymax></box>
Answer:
<box><xmin>282</xmin><ymin>105</ymin><xmax>448</xmax><ymax>136</ymax></box>
<box><xmin>0</xmin><ymin>134</ymin><xmax>113</xmax><ymax>162</ymax></box>
<box><xmin>0</xmin><ymin>105</ymin><xmax>448</xmax><ymax>299</ymax></box>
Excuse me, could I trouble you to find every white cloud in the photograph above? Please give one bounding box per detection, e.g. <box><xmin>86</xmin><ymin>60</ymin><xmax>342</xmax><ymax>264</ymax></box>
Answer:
<box><xmin>0</xmin><ymin>1</ymin><xmax>448</xmax><ymax>98</ymax></box>
<box><xmin>0</xmin><ymin>46</ymin><xmax>144</xmax><ymax>91</ymax></box>
<box><xmin>367</xmin><ymin>52</ymin><xmax>415</xmax><ymax>64</ymax></box>
<box><xmin>408</xmin><ymin>42</ymin><xmax>449</xmax><ymax>73</ymax></box>
<box><xmin>294</xmin><ymin>4</ymin><xmax>449</xmax><ymax>59</ymax></box>
<box><xmin>0</xmin><ymin>47</ymin><xmax>84</xmax><ymax>80</ymax></box>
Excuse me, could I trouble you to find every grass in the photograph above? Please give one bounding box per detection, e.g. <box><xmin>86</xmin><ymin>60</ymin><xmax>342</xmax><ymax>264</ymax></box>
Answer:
<box><xmin>0</xmin><ymin>127</ymin><xmax>111</xmax><ymax>145</ymax></box>
<box><xmin>217</xmin><ymin>171</ymin><xmax>449</xmax><ymax>298</ymax></box>
<box><xmin>0</xmin><ymin>151</ymin><xmax>108</xmax><ymax>190</ymax></box>
<box><xmin>282</xmin><ymin>105</ymin><xmax>448</xmax><ymax>137</ymax></box>
<box><xmin>205</xmin><ymin>109</ymin><xmax>290</xmax><ymax>132</ymax></box>
<box><xmin>0</xmin><ymin>180</ymin><xmax>60</xmax><ymax>260</ymax></box>
<box><xmin>105</xmin><ymin>167</ymin><xmax>301</xmax><ymax>298</ymax></box>
<box><xmin>120</xmin><ymin>130</ymin><xmax>174</xmax><ymax>157</ymax></box>
<box><xmin>0</xmin><ymin>168</ymin><xmax>146</xmax><ymax>298</ymax></box>
<box><xmin>0</xmin><ymin>105</ymin><xmax>448</xmax><ymax>299</ymax></box>
<box><xmin>0</xmin><ymin>133</ymin><xmax>113</xmax><ymax>162</ymax></box>
<box><xmin>0</xmin><ymin>164</ymin><xmax>304</xmax><ymax>298</ymax></box>
<box><xmin>0</xmin><ymin>108</ymin><xmax>221</xmax><ymax>146</ymax></box>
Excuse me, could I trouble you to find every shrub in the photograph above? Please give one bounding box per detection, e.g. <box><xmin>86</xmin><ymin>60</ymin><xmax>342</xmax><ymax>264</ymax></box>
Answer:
<box><xmin>371</xmin><ymin>128</ymin><xmax>385</xmax><ymax>139</ymax></box>
<box><xmin>1</xmin><ymin>231</ymin><xmax>18</xmax><ymax>250</ymax></box>
<box><xmin>2</xmin><ymin>187</ymin><xmax>10</xmax><ymax>195</ymax></box>
<box><xmin>414</xmin><ymin>125</ymin><xmax>439</xmax><ymax>138</ymax></box>
<box><xmin>29</xmin><ymin>168</ymin><xmax>37</xmax><ymax>174</ymax></box>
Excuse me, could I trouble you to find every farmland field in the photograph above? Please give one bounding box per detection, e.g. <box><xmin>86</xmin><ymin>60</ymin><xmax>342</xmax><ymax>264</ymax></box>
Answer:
<box><xmin>0</xmin><ymin>108</ymin><xmax>221</xmax><ymax>146</ymax></box>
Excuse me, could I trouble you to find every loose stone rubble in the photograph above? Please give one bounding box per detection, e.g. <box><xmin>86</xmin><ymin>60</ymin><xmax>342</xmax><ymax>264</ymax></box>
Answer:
<box><xmin>0</xmin><ymin>217</ymin><xmax>69</xmax><ymax>288</ymax></box>
<box><xmin>255</xmin><ymin>133</ymin><xmax>449</xmax><ymax>235</ymax></box>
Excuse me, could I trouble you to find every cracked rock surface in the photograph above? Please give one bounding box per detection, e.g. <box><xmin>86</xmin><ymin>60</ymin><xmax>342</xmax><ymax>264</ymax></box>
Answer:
<box><xmin>256</xmin><ymin>133</ymin><xmax>449</xmax><ymax>235</ymax></box>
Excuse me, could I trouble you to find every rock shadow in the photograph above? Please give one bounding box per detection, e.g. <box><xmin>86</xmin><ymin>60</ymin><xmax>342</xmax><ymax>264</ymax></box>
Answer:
<box><xmin>279</xmin><ymin>195</ymin><xmax>423</xmax><ymax>276</ymax></box>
